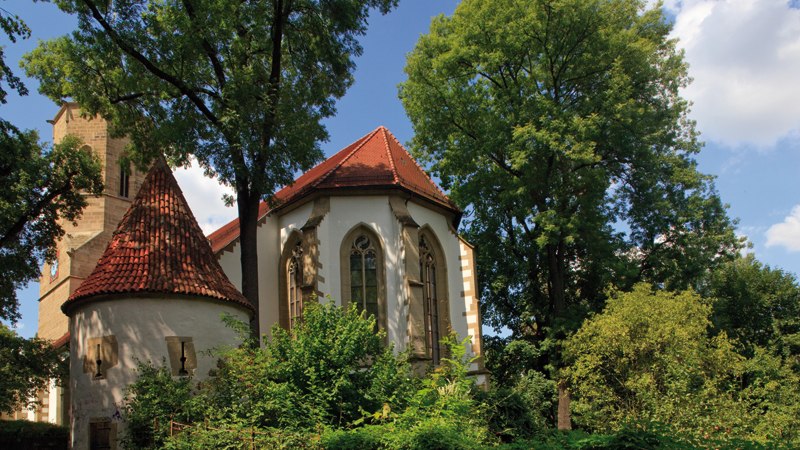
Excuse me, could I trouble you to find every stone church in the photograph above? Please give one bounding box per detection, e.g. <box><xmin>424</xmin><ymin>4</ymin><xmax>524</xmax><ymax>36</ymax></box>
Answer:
<box><xmin>32</xmin><ymin>103</ymin><xmax>486</xmax><ymax>448</ymax></box>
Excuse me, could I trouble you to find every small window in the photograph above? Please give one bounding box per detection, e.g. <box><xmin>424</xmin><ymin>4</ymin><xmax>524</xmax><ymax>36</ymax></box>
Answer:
<box><xmin>165</xmin><ymin>337</ymin><xmax>197</xmax><ymax>376</ymax></box>
<box><xmin>83</xmin><ymin>336</ymin><xmax>118</xmax><ymax>380</ymax></box>
<box><xmin>89</xmin><ymin>419</ymin><xmax>115</xmax><ymax>450</ymax></box>
<box><xmin>119</xmin><ymin>162</ymin><xmax>130</xmax><ymax>198</ymax></box>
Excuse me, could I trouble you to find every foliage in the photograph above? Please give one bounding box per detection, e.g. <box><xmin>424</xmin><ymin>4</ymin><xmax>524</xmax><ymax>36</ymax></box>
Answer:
<box><xmin>123</xmin><ymin>301</ymin><xmax>414</xmax><ymax>449</ymax></box>
<box><xmin>563</xmin><ymin>283</ymin><xmax>800</xmax><ymax>447</ymax></box>
<box><xmin>738</xmin><ymin>348</ymin><xmax>800</xmax><ymax>446</ymax></box>
<box><xmin>0</xmin><ymin>323</ymin><xmax>68</xmax><ymax>414</ymax></box>
<box><xmin>201</xmin><ymin>301</ymin><xmax>413</xmax><ymax>430</ymax></box>
<box><xmin>498</xmin><ymin>422</ymin><xmax>784</xmax><ymax>450</ymax></box>
<box><xmin>122</xmin><ymin>362</ymin><xmax>203</xmax><ymax>449</ymax></box>
<box><xmin>0</xmin><ymin>419</ymin><xmax>69</xmax><ymax>450</ymax></box>
<box><xmin>478</xmin><ymin>369</ymin><xmax>557</xmax><ymax>442</ymax></box>
<box><xmin>125</xmin><ymin>305</ymin><xmax>496</xmax><ymax>449</ymax></box>
<box><xmin>700</xmin><ymin>254</ymin><xmax>800</xmax><ymax>358</ymax></box>
<box><xmin>25</xmin><ymin>0</ymin><xmax>397</xmax><ymax>336</ymax></box>
<box><xmin>0</xmin><ymin>6</ymin><xmax>103</xmax><ymax>322</ymax></box>
<box><xmin>400</xmin><ymin>4</ymin><xmax>740</xmax><ymax>424</ymax></box>
<box><xmin>1</xmin><ymin>132</ymin><xmax>103</xmax><ymax>321</ymax></box>
<box><xmin>563</xmin><ymin>284</ymin><xmax>746</xmax><ymax>434</ymax></box>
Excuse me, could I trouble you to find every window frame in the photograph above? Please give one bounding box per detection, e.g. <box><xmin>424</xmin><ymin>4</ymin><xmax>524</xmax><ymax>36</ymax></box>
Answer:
<box><xmin>279</xmin><ymin>231</ymin><xmax>305</xmax><ymax>329</ymax></box>
<box><xmin>340</xmin><ymin>225</ymin><xmax>387</xmax><ymax>332</ymax></box>
<box><xmin>418</xmin><ymin>227</ymin><xmax>450</xmax><ymax>364</ymax></box>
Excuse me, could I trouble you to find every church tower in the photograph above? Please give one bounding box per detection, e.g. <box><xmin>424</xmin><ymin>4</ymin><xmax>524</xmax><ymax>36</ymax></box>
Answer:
<box><xmin>34</xmin><ymin>103</ymin><xmax>146</xmax><ymax>424</ymax></box>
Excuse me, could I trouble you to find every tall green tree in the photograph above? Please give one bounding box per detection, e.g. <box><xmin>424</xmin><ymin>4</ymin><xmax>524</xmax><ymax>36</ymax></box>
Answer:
<box><xmin>24</xmin><ymin>0</ymin><xmax>397</xmax><ymax>337</ymax></box>
<box><xmin>0</xmin><ymin>7</ymin><xmax>103</xmax><ymax>322</ymax></box>
<box><xmin>400</xmin><ymin>0</ymin><xmax>740</xmax><ymax>427</ymax></box>
<box><xmin>700</xmin><ymin>254</ymin><xmax>800</xmax><ymax>359</ymax></box>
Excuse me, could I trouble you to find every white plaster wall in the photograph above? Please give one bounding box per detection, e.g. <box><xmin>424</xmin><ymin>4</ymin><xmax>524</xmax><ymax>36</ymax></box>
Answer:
<box><xmin>215</xmin><ymin>214</ymin><xmax>281</xmax><ymax>339</ymax></box>
<box><xmin>406</xmin><ymin>202</ymin><xmax>472</xmax><ymax>356</ymax></box>
<box><xmin>69</xmin><ymin>298</ymin><xmax>249</xmax><ymax>450</ymax></box>
<box><xmin>46</xmin><ymin>379</ymin><xmax>59</xmax><ymax>424</ymax></box>
<box><xmin>302</xmin><ymin>196</ymin><xmax>405</xmax><ymax>348</ymax></box>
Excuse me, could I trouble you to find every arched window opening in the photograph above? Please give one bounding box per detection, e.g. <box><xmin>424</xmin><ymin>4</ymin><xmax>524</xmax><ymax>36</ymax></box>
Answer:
<box><xmin>287</xmin><ymin>241</ymin><xmax>304</xmax><ymax>328</ymax></box>
<box><xmin>418</xmin><ymin>229</ymin><xmax>450</xmax><ymax>365</ymax></box>
<box><xmin>341</xmin><ymin>226</ymin><xmax>386</xmax><ymax>332</ymax></box>
<box><xmin>119</xmin><ymin>161</ymin><xmax>130</xmax><ymax>198</ymax></box>
<box><xmin>350</xmin><ymin>235</ymin><xmax>379</xmax><ymax>324</ymax></box>
<box><xmin>420</xmin><ymin>235</ymin><xmax>441</xmax><ymax>364</ymax></box>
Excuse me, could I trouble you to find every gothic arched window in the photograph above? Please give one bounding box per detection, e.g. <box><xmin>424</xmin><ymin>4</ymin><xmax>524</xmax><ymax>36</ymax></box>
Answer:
<box><xmin>280</xmin><ymin>232</ymin><xmax>304</xmax><ymax>329</ymax></box>
<box><xmin>287</xmin><ymin>241</ymin><xmax>304</xmax><ymax>328</ymax></box>
<box><xmin>419</xmin><ymin>230</ymin><xmax>450</xmax><ymax>364</ymax></box>
<box><xmin>341</xmin><ymin>226</ymin><xmax>386</xmax><ymax>331</ymax></box>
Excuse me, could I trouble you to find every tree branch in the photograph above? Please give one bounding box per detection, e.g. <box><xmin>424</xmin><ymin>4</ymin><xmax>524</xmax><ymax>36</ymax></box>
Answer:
<box><xmin>79</xmin><ymin>0</ymin><xmax>221</xmax><ymax>126</ymax></box>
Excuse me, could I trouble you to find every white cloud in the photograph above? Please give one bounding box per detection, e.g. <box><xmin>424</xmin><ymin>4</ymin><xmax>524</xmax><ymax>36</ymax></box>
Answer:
<box><xmin>172</xmin><ymin>159</ymin><xmax>237</xmax><ymax>235</ymax></box>
<box><xmin>667</xmin><ymin>0</ymin><xmax>800</xmax><ymax>147</ymax></box>
<box><xmin>765</xmin><ymin>205</ymin><xmax>800</xmax><ymax>251</ymax></box>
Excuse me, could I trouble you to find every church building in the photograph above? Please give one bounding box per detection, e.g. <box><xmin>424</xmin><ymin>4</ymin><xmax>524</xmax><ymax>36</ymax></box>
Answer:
<box><xmin>33</xmin><ymin>103</ymin><xmax>486</xmax><ymax>448</ymax></box>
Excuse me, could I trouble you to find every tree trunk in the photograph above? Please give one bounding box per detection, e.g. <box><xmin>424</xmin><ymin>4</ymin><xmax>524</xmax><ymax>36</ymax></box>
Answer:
<box><xmin>237</xmin><ymin>190</ymin><xmax>261</xmax><ymax>341</ymax></box>
<box><xmin>557</xmin><ymin>381</ymin><xmax>572</xmax><ymax>430</ymax></box>
<box><xmin>547</xmin><ymin>243</ymin><xmax>572</xmax><ymax>430</ymax></box>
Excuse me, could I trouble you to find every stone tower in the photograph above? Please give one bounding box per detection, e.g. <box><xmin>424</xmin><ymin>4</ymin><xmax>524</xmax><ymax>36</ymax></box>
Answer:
<box><xmin>34</xmin><ymin>103</ymin><xmax>146</xmax><ymax>424</ymax></box>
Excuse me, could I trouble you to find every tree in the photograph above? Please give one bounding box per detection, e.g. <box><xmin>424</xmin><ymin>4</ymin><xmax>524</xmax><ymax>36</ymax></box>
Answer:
<box><xmin>0</xmin><ymin>8</ymin><xmax>103</xmax><ymax>322</ymax></box>
<box><xmin>563</xmin><ymin>284</ymin><xmax>746</xmax><ymax>437</ymax></box>
<box><xmin>24</xmin><ymin>0</ymin><xmax>397</xmax><ymax>337</ymax></box>
<box><xmin>0</xmin><ymin>323</ymin><xmax>67</xmax><ymax>413</ymax></box>
<box><xmin>700</xmin><ymin>254</ymin><xmax>800</xmax><ymax>359</ymax></box>
<box><xmin>399</xmin><ymin>0</ymin><xmax>740</xmax><ymax>426</ymax></box>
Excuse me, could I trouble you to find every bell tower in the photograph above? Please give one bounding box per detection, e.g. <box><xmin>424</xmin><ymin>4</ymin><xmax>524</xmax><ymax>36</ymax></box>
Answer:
<box><xmin>33</xmin><ymin>104</ymin><xmax>146</xmax><ymax>424</ymax></box>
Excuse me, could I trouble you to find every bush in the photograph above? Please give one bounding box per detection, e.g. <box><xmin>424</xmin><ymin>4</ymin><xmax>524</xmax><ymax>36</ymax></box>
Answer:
<box><xmin>0</xmin><ymin>420</ymin><xmax>68</xmax><ymax>450</ymax></box>
<box><xmin>122</xmin><ymin>362</ymin><xmax>202</xmax><ymax>449</ymax></box>
<box><xmin>479</xmin><ymin>369</ymin><xmax>556</xmax><ymax>442</ymax></box>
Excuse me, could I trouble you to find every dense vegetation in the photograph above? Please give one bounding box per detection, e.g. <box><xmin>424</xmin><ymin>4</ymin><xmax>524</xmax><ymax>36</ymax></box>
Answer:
<box><xmin>0</xmin><ymin>420</ymin><xmax>68</xmax><ymax>450</ymax></box>
<box><xmin>123</xmin><ymin>293</ymin><xmax>799</xmax><ymax>449</ymax></box>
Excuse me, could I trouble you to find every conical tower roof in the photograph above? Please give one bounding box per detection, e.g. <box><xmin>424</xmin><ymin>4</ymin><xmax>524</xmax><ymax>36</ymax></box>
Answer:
<box><xmin>63</xmin><ymin>158</ymin><xmax>252</xmax><ymax>315</ymax></box>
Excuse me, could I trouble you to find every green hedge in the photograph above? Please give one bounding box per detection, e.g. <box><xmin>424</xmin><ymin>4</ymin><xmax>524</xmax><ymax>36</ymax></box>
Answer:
<box><xmin>0</xmin><ymin>420</ymin><xmax>68</xmax><ymax>450</ymax></box>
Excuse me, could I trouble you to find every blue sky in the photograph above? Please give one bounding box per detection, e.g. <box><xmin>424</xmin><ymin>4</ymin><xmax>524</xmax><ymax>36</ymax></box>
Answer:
<box><xmin>3</xmin><ymin>0</ymin><xmax>800</xmax><ymax>338</ymax></box>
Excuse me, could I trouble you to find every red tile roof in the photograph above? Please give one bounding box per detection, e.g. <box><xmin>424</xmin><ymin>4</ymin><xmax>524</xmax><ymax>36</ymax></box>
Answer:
<box><xmin>63</xmin><ymin>158</ymin><xmax>252</xmax><ymax>315</ymax></box>
<box><xmin>208</xmin><ymin>126</ymin><xmax>459</xmax><ymax>253</ymax></box>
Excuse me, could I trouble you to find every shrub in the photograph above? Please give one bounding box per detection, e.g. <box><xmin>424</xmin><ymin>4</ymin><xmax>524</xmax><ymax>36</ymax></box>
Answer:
<box><xmin>479</xmin><ymin>369</ymin><xmax>556</xmax><ymax>442</ymax></box>
<box><xmin>122</xmin><ymin>362</ymin><xmax>202</xmax><ymax>449</ymax></box>
<box><xmin>0</xmin><ymin>420</ymin><xmax>68</xmax><ymax>450</ymax></box>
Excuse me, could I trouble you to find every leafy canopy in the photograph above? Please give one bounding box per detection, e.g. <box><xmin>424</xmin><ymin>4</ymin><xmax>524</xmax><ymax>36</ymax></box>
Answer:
<box><xmin>400</xmin><ymin>0</ymin><xmax>740</xmax><ymax>340</ymax></box>
<box><xmin>0</xmin><ymin>7</ymin><xmax>103</xmax><ymax>322</ymax></box>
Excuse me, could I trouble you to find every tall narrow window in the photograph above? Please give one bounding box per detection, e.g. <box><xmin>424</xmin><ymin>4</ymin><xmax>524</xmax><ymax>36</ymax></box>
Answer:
<box><xmin>420</xmin><ymin>235</ymin><xmax>441</xmax><ymax>364</ymax></box>
<box><xmin>119</xmin><ymin>162</ymin><xmax>130</xmax><ymax>198</ymax></box>
<box><xmin>287</xmin><ymin>241</ymin><xmax>304</xmax><ymax>328</ymax></box>
<box><xmin>350</xmin><ymin>235</ymin><xmax>379</xmax><ymax>322</ymax></box>
<box><xmin>341</xmin><ymin>226</ymin><xmax>386</xmax><ymax>332</ymax></box>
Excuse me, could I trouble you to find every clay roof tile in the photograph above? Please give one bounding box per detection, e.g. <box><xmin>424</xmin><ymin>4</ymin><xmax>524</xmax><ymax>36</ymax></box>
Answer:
<box><xmin>63</xmin><ymin>158</ymin><xmax>252</xmax><ymax>315</ymax></box>
<box><xmin>208</xmin><ymin>126</ymin><xmax>458</xmax><ymax>253</ymax></box>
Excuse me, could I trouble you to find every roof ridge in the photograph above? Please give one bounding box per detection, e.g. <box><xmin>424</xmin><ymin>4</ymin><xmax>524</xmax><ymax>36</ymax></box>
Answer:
<box><xmin>384</xmin><ymin>128</ymin><xmax>453</xmax><ymax>203</ymax></box>
<box><xmin>310</xmin><ymin>127</ymin><xmax>381</xmax><ymax>190</ymax></box>
<box><xmin>380</xmin><ymin>126</ymin><xmax>400</xmax><ymax>184</ymax></box>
